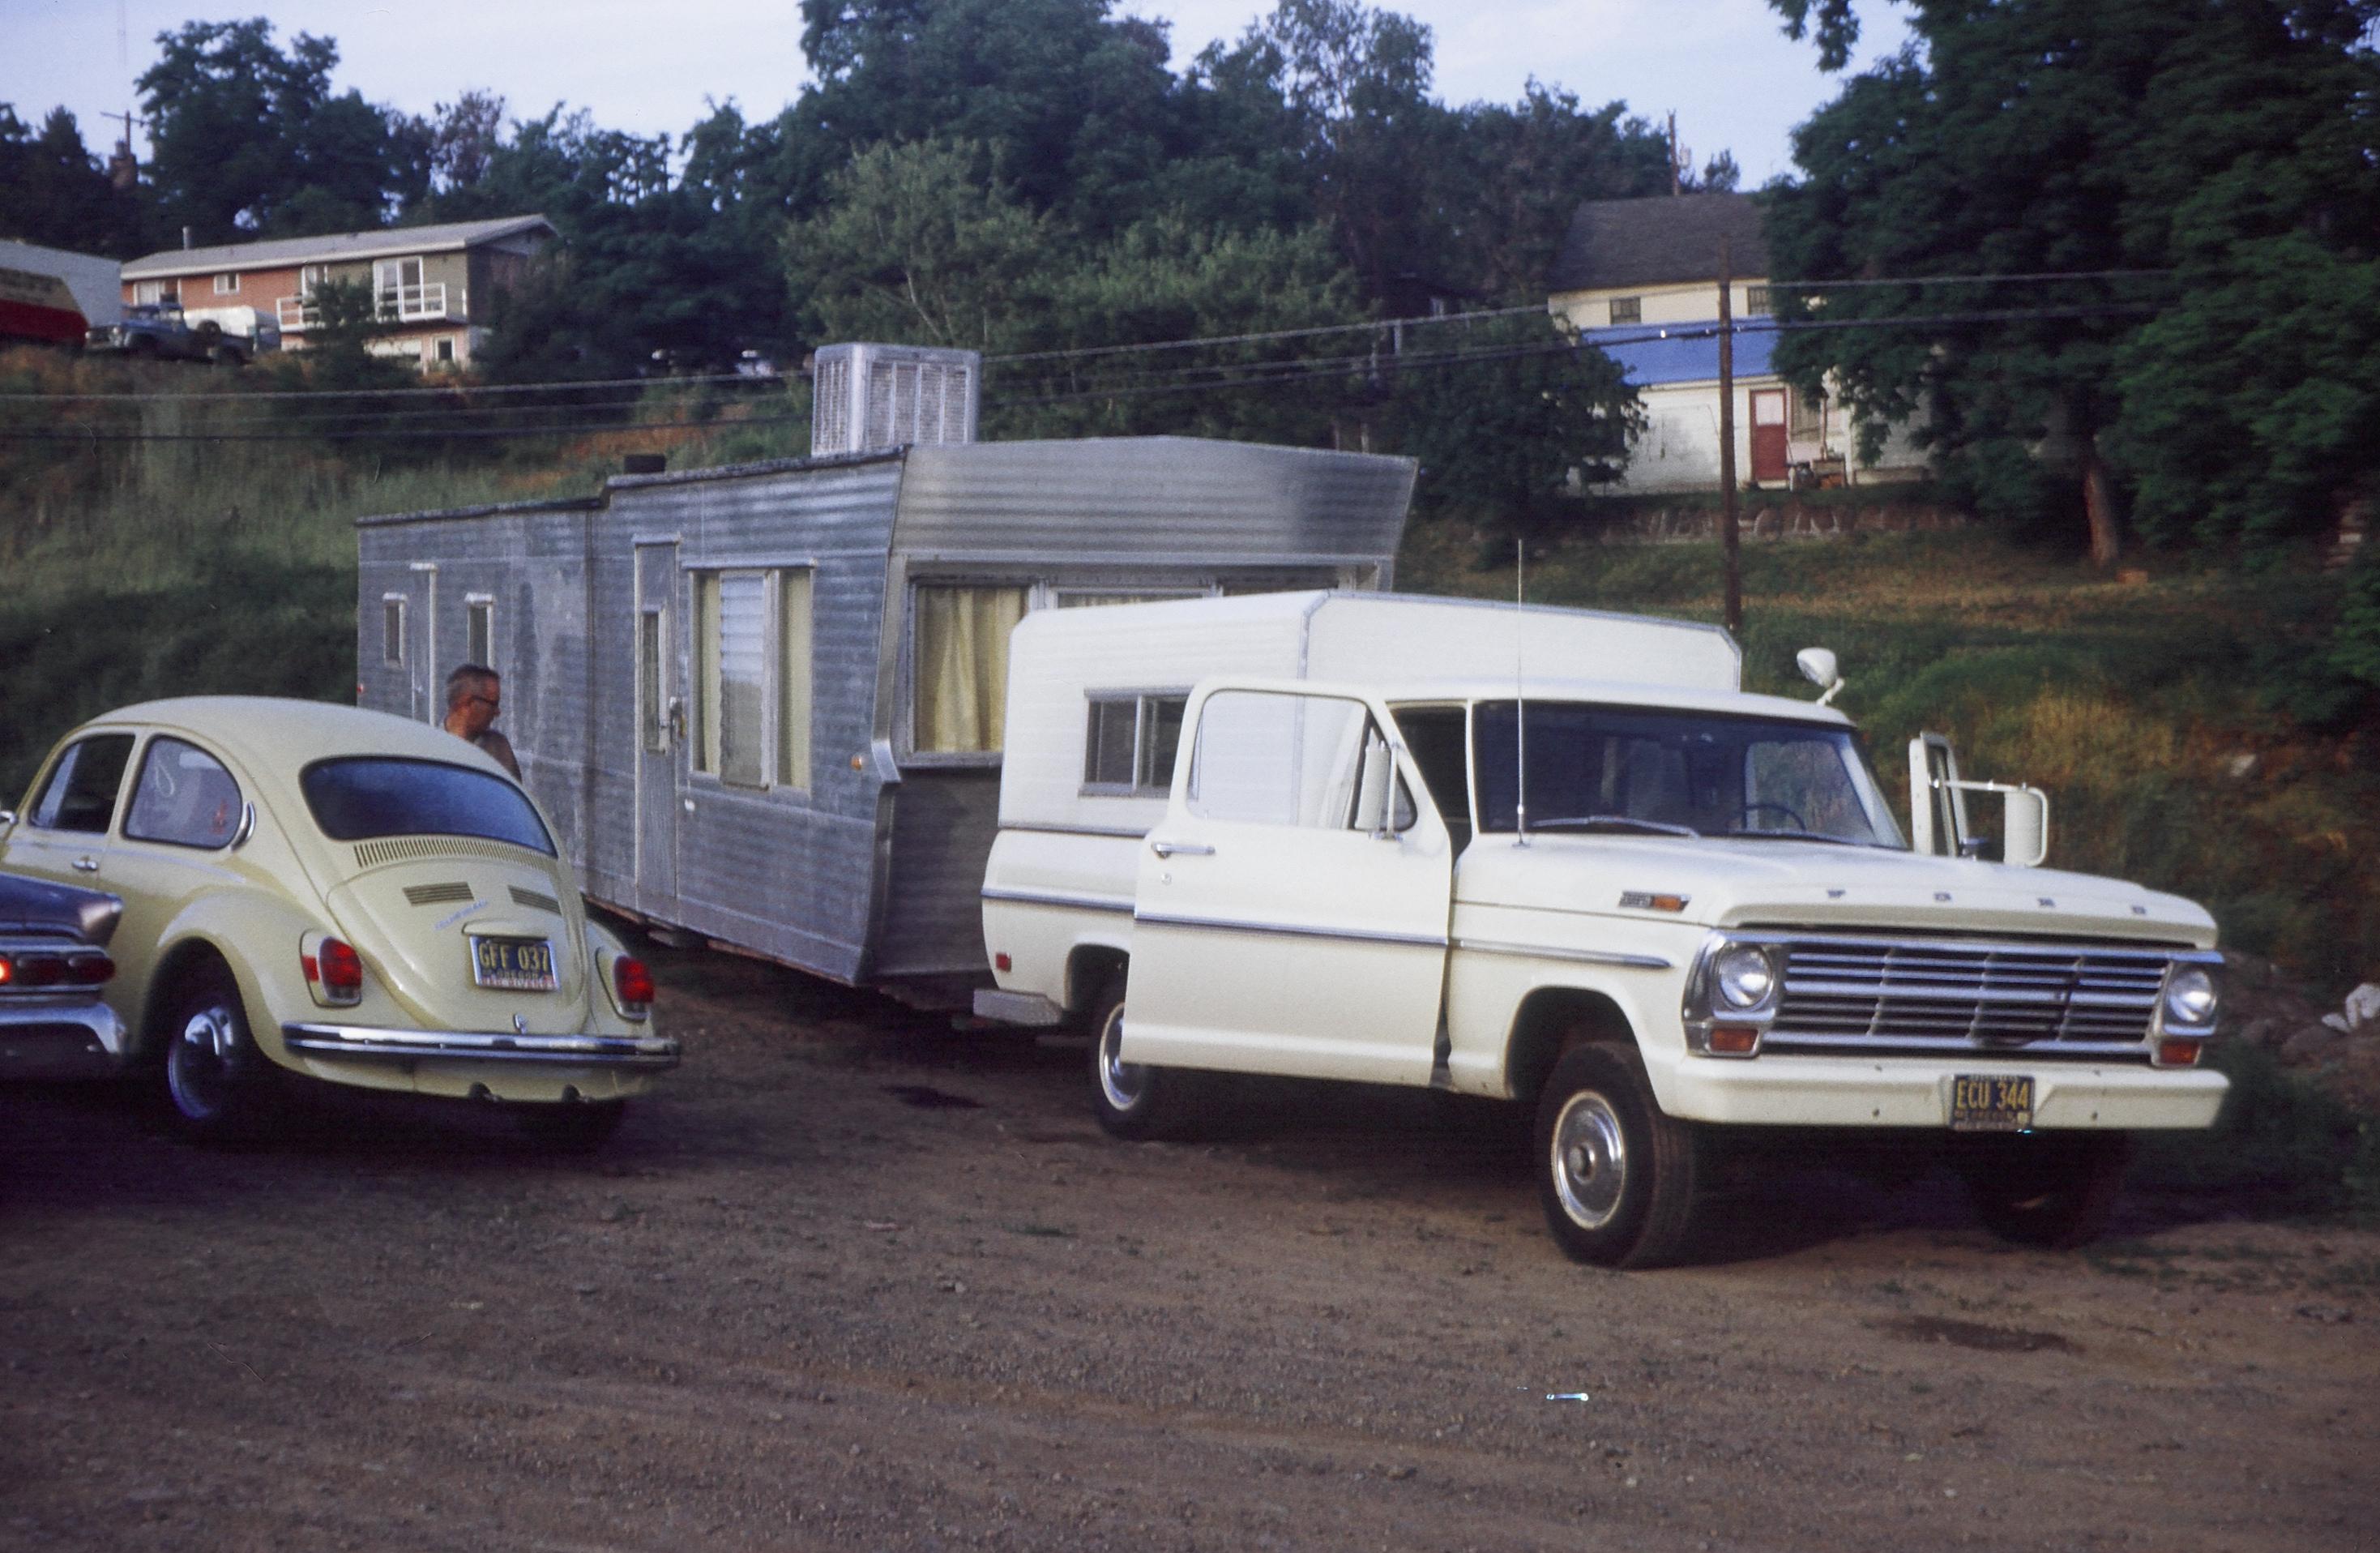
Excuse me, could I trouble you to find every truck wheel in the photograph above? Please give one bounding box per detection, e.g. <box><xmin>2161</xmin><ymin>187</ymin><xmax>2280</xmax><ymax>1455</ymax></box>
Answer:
<box><xmin>1962</xmin><ymin>1132</ymin><xmax>2130</xmax><ymax>1249</ymax></box>
<box><xmin>1087</xmin><ymin>970</ymin><xmax>1199</xmax><ymax>1140</ymax></box>
<box><xmin>161</xmin><ymin>964</ymin><xmax>279</xmax><ymax>1144</ymax></box>
<box><xmin>1533</xmin><ymin>1045</ymin><xmax>1703</xmax><ymax>1268</ymax></box>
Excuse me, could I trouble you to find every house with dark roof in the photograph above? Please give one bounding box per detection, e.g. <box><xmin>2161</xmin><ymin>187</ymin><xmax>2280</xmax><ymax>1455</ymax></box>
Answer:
<box><xmin>1547</xmin><ymin>193</ymin><xmax>1923</xmax><ymax>492</ymax></box>
<box><xmin>118</xmin><ymin>215</ymin><xmax>555</xmax><ymax>373</ymax></box>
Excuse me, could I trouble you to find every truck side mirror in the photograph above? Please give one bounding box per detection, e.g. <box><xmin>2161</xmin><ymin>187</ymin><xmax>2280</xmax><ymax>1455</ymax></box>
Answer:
<box><xmin>1909</xmin><ymin>731</ymin><xmax>2051</xmax><ymax>866</ymax></box>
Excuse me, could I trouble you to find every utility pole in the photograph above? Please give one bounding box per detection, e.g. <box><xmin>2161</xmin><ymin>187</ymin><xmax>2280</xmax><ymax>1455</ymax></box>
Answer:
<box><xmin>1717</xmin><ymin>237</ymin><xmax>1741</xmax><ymax>637</ymax></box>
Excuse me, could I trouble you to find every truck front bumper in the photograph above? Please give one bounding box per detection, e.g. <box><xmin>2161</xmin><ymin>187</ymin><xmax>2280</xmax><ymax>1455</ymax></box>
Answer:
<box><xmin>281</xmin><ymin>1022</ymin><xmax>680</xmax><ymax>1071</ymax></box>
<box><xmin>1650</xmin><ymin>1052</ymin><xmax>2227</xmax><ymax>1131</ymax></box>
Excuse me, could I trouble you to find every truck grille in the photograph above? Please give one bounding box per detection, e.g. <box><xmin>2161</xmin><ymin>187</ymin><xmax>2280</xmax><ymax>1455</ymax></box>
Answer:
<box><xmin>1766</xmin><ymin>937</ymin><xmax>2177</xmax><ymax>1059</ymax></box>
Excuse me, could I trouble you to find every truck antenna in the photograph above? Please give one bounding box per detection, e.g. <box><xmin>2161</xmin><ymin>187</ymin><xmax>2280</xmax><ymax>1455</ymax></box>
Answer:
<box><xmin>1515</xmin><ymin>537</ymin><xmax>1529</xmax><ymax>848</ymax></box>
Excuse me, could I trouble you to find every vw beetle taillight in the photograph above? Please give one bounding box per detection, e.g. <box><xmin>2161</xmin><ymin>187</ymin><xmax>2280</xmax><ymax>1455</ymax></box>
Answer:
<box><xmin>301</xmin><ymin>935</ymin><xmax>364</xmax><ymax>1007</ymax></box>
<box><xmin>612</xmin><ymin>955</ymin><xmax>654</xmax><ymax>1019</ymax></box>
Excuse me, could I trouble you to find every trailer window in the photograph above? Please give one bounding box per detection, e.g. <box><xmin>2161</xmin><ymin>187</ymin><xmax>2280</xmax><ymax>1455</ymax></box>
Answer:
<box><xmin>464</xmin><ymin>597</ymin><xmax>494</xmax><ymax>669</ymax></box>
<box><xmin>382</xmin><ymin>597</ymin><xmax>405</xmax><ymax>666</ymax></box>
<box><xmin>912</xmin><ymin>585</ymin><xmax>1028</xmax><ymax>754</ymax></box>
<box><xmin>692</xmin><ymin>567</ymin><xmax>812</xmax><ymax>790</ymax></box>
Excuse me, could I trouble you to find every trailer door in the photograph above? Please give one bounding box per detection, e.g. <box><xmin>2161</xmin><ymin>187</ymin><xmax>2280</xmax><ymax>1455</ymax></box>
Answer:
<box><xmin>633</xmin><ymin>541</ymin><xmax>680</xmax><ymax>906</ymax></box>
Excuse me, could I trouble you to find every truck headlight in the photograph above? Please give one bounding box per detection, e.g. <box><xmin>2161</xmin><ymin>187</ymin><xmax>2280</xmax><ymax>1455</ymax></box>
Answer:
<box><xmin>1711</xmin><ymin>943</ymin><xmax>1779</xmax><ymax>1013</ymax></box>
<box><xmin>2162</xmin><ymin>965</ymin><xmax>2218</xmax><ymax>1029</ymax></box>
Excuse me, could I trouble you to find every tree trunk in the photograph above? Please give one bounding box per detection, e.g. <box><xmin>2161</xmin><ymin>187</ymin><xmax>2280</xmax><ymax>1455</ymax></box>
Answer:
<box><xmin>2083</xmin><ymin>444</ymin><xmax>2121</xmax><ymax>567</ymax></box>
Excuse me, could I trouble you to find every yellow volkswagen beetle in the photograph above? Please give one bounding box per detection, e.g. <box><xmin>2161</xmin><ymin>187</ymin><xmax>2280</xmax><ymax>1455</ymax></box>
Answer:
<box><xmin>0</xmin><ymin>697</ymin><xmax>677</xmax><ymax>1144</ymax></box>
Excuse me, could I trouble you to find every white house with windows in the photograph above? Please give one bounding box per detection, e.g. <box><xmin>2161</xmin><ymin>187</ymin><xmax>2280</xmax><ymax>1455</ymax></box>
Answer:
<box><xmin>118</xmin><ymin>215</ymin><xmax>553</xmax><ymax>372</ymax></box>
<box><xmin>1547</xmin><ymin>193</ymin><xmax>1924</xmax><ymax>492</ymax></box>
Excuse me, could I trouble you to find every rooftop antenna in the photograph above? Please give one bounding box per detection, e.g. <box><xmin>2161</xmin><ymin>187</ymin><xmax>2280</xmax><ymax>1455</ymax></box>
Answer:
<box><xmin>1515</xmin><ymin>536</ymin><xmax>1529</xmax><ymax>848</ymax></box>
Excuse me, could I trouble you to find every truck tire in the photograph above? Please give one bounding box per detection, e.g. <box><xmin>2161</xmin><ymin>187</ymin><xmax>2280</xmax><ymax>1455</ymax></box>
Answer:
<box><xmin>1086</xmin><ymin>969</ymin><xmax>1201</xmax><ymax>1140</ymax></box>
<box><xmin>1533</xmin><ymin>1044</ymin><xmax>1704</xmax><ymax>1268</ymax></box>
<box><xmin>1961</xmin><ymin>1132</ymin><xmax>2130</xmax><ymax>1249</ymax></box>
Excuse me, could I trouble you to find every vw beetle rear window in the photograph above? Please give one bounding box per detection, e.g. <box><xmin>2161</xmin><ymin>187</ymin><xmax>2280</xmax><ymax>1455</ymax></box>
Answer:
<box><xmin>301</xmin><ymin>758</ymin><xmax>555</xmax><ymax>855</ymax></box>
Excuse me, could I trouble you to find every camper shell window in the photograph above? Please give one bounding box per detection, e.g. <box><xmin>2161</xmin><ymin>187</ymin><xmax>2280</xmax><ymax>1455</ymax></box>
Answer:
<box><xmin>1082</xmin><ymin>691</ymin><xmax>1187</xmax><ymax>797</ymax></box>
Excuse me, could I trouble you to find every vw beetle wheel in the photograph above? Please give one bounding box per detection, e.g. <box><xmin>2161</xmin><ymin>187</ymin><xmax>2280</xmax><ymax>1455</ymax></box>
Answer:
<box><xmin>1532</xmin><ymin>1045</ymin><xmax>1704</xmax><ymax>1268</ymax></box>
<box><xmin>162</xmin><ymin>967</ymin><xmax>275</xmax><ymax>1144</ymax></box>
<box><xmin>1087</xmin><ymin>970</ymin><xmax>1199</xmax><ymax>1140</ymax></box>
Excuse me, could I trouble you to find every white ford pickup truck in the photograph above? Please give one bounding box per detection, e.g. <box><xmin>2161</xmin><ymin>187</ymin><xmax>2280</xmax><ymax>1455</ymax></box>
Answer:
<box><xmin>975</xmin><ymin>592</ymin><xmax>2225</xmax><ymax>1267</ymax></box>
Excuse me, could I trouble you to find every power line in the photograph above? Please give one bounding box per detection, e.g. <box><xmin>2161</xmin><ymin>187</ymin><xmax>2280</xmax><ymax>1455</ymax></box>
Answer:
<box><xmin>0</xmin><ymin>413</ymin><xmax>805</xmax><ymax>443</ymax></box>
<box><xmin>985</xmin><ymin>305</ymin><xmax>1543</xmax><ymax>365</ymax></box>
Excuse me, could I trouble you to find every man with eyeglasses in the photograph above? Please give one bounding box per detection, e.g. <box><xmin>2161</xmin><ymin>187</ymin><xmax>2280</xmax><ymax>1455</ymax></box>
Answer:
<box><xmin>442</xmin><ymin>663</ymin><xmax>523</xmax><ymax>780</ymax></box>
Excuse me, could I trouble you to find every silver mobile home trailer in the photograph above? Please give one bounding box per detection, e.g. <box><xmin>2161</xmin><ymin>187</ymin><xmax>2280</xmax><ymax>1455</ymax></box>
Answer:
<box><xmin>355</xmin><ymin>426</ymin><xmax>1415</xmax><ymax>1004</ymax></box>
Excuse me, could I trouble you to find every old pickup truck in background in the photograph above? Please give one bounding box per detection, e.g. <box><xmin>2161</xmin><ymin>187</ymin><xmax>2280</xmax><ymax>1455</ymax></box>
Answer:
<box><xmin>84</xmin><ymin>300</ymin><xmax>277</xmax><ymax>365</ymax></box>
<box><xmin>974</xmin><ymin>592</ymin><xmax>2226</xmax><ymax>1267</ymax></box>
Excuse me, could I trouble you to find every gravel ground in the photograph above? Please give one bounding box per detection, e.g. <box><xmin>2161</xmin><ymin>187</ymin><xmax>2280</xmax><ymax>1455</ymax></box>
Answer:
<box><xmin>4</xmin><ymin>942</ymin><xmax>2375</xmax><ymax>1552</ymax></box>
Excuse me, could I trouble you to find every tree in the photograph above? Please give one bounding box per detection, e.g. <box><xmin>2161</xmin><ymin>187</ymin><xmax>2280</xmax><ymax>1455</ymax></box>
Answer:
<box><xmin>1385</xmin><ymin>311</ymin><xmax>1639</xmax><ymax>527</ymax></box>
<box><xmin>1768</xmin><ymin>0</ymin><xmax>2380</xmax><ymax>558</ymax></box>
<box><xmin>0</xmin><ymin>106</ymin><xmax>147</xmax><ymax>256</ymax></box>
<box><xmin>138</xmin><ymin>19</ymin><xmax>420</xmax><ymax>241</ymax></box>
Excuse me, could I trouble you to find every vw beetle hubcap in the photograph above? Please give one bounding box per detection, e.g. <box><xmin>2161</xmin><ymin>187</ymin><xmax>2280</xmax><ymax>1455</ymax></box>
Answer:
<box><xmin>169</xmin><ymin>1004</ymin><xmax>238</xmax><ymax>1118</ymax></box>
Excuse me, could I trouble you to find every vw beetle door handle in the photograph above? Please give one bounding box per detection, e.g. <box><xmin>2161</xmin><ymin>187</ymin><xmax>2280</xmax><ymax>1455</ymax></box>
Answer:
<box><xmin>1149</xmin><ymin>840</ymin><xmax>1215</xmax><ymax>858</ymax></box>
<box><xmin>72</xmin><ymin>856</ymin><xmax>100</xmax><ymax>872</ymax></box>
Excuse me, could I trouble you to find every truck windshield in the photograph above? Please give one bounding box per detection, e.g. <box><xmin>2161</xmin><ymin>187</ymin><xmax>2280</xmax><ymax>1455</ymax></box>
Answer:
<box><xmin>1472</xmin><ymin>701</ymin><xmax>1906</xmax><ymax>848</ymax></box>
<box><xmin>301</xmin><ymin>757</ymin><xmax>557</xmax><ymax>855</ymax></box>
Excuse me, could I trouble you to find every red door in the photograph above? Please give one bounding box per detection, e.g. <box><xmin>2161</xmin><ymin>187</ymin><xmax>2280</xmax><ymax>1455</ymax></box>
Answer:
<box><xmin>1750</xmin><ymin>389</ymin><xmax>1789</xmax><ymax>485</ymax></box>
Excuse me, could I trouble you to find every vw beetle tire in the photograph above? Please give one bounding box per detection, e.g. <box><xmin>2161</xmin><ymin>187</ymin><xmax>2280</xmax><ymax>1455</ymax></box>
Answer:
<box><xmin>1533</xmin><ymin>1044</ymin><xmax>1704</xmax><ymax>1268</ymax></box>
<box><xmin>161</xmin><ymin>965</ymin><xmax>277</xmax><ymax>1144</ymax></box>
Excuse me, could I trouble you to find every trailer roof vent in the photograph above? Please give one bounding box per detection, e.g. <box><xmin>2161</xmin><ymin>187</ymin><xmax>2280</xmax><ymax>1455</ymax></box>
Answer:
<box><xmin>812</xmin><ymin>342</ymin><xmax>980</xmax><ymax>457</ymax></box>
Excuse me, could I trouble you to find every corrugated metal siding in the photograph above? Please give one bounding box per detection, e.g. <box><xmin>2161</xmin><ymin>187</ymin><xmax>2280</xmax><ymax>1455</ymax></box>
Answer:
<box><xmin>356</xmin><ymin>439</ymin><xmax>1415</xmax><ymax>994</ymax></box>
<box><xmin>894</xmin><ymin>439</ymin><xmax>1415</xmax><ymax>567</ymax></box>
<box><xmin>872</xmin><ymin>769</ymin><xmax>1003</xmax><ymax>978</ymax></box>
<box><xmin>591</xmin><ymin>459</ymin><xmax>906</xmax><ymax>983</ymax></box>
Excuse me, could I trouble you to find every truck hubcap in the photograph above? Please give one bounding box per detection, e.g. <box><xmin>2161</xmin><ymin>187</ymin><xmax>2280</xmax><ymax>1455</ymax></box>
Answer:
<box><xmin>1550</xmin><ymin>1090</ymin><xmax>1628</xmax><ymax>1229</ymax></box>
<box><xmin>1097</xmin><ymin>1008</ymin><xmax>1147</xmax><ymax>1111</ymax></box>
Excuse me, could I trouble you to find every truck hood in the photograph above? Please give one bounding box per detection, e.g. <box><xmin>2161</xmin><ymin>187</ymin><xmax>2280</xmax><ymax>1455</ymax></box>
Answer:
<box><xmin>1454</xmin><ymin>834</ymin><xmax>2216</xmax><ymax>946</ymax></box>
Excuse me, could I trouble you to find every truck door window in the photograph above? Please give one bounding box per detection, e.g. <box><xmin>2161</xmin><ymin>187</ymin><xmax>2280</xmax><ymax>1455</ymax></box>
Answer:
<box><xmin>1188</xmin><ymin>691</ymin><xmax>1391</xmax><ymax>829</ymax></box>
<box><xmin>27</xmin><ymin>734</ymin><xmax>136</xmax><ymax>834</ymax></box>
<box><xmin>1390</xmin><ymin>705</ymin><xmax>1472</xmax><ymax>853</ymax></box>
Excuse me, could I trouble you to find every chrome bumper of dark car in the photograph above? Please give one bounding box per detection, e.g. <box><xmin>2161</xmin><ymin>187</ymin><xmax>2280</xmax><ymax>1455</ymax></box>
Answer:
<box><xmin>281</xmin><ymin>1022</ymin><xmax>680</xmax><ymax>1070</ymax></box>
<box><xmin>0</xmin><ymin>1001</ymin><xmax>127</xmax><ymax>1078</ymax></box>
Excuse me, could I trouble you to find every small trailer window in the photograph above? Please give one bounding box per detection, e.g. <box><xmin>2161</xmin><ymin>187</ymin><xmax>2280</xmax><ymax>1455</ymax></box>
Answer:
<box><xmin>464</xmin><ymin>597</ymin><xmax>494</xmax><ymax>668</ymax></box>
<box><xmin>912</xmin><ymin>585</ymin><xmax>1028</xmax><ymax>755</ymax></box>
<box><xmin>1082</xmin><ymin>693</ymin><xmax>1186</xmax><ymax>796</ymax></box>
<box><xmin>638</xmin><ymin>610</ymin><xmax>665</xmax><ymax>752</ymax></box>
<box><xmin>382</xmin><ymin>597</ymin><xmax>405</xmax><ymax>666</ymax></box>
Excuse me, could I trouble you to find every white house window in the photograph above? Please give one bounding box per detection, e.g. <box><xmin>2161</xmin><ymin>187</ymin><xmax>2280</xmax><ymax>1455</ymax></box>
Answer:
<box><xmin>435</xmin><ymin>336</ymin><xmax>456</xmax><ymax>363</ymax></box>
<box><xmin>301</xmin><ymin>263</ymin><xmax>331</xmax><ymax>297</ymax></box>
<box><xmin>212</xmin><ymin>272</ymin><xmax>239</xmax><ymax>295</ymax></box>
<box><xmin>374</xmin><ymin>255</ymin><xmax>425</xmax><ymax>316</ymax></box>
<box><xmin>382</xmin><ymin>597</ymin><xmax>406</xmax><ymax>666</ymax></box>
<box><xmin>1083</xmin><ymin>692</ymin><xmax>1187</xmax><ymax>796</ymax></box>
<box><xmin>693</xmin><ymin>568</ymin><xmax>814</xmax><ymax>791</ymax></box>
<box><xmin>911</xmin><ymin>584</ymin><xmax>1029</xmax><ymax>755</ymax></box>
<box><xmin>464</xmin><ymin>597</ymin><xmax>494</xmax><ymax>669</ymax></box>
<box><xmin>1745</xmin><ymin>284</ymin><xmax>1772</xmax><ymax>314</ymax></box>
<box><xmin>133</xmin><ymin>280</ymin><xmax>167</xmax><ymax>305</ymax></box>
<box><xmin>1609</xmin><ymin>295</ymin><xmax>1643</xmax><ymax>326</ymax></box>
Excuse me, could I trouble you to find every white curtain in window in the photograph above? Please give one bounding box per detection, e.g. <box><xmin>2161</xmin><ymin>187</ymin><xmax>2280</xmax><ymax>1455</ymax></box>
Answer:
<box><xmin>913</xmin><ymin>585</ymin><xmax>1028</xmax><ymax>753</ymax></box>
<box><xmin>717</xmin><ymin>574</ymin><xmax>767</xmax><ymax>785</ymax></box>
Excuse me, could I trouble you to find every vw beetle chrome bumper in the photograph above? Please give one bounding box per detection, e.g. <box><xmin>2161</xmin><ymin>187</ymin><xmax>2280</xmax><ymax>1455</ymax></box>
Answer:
<box><xmin>281</xmin><ymin>1022</ymin><xmax>680</xmax><ymax>1070</ymax></box>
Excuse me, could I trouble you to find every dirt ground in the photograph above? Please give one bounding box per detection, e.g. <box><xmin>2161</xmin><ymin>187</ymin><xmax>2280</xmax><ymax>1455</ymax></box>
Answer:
<box><xmin>4</xmin><ymin>940</ymin><xmax>2375</xmax><ymax>1553</ymax></box>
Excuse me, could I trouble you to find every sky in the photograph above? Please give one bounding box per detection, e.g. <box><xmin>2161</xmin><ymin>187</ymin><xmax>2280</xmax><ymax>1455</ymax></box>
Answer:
<box><xmin>4</xmin><ymin>0</ymin><xmax>1913</xmax><ymax>188</ymax></box>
